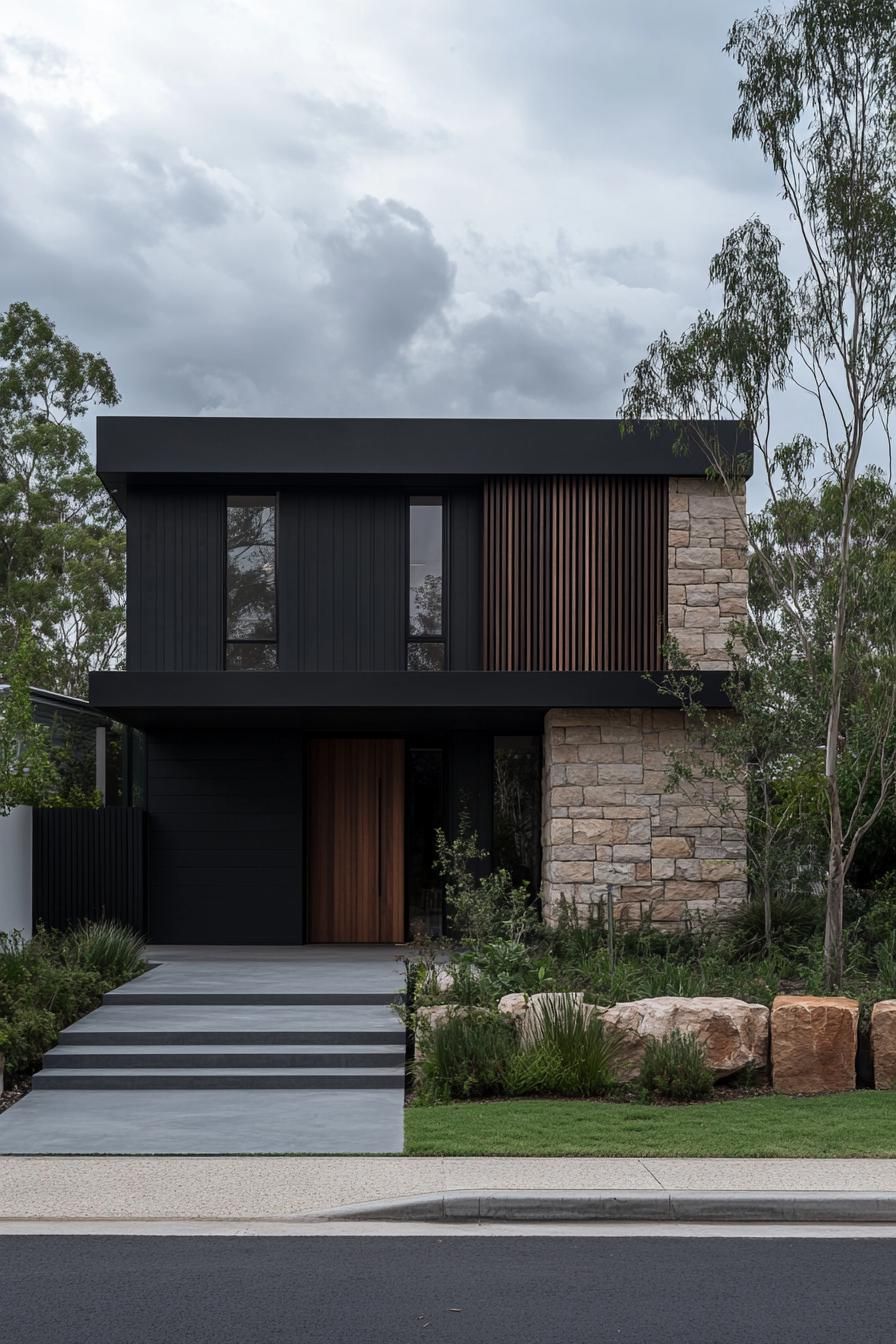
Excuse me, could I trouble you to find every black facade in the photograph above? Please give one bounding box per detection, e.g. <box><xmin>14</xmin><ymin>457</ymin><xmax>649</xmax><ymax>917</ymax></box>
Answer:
<box><xmin>90</xmin><ymin>417</ymin><xmax>751</xmax><ymax>945</ymax></box>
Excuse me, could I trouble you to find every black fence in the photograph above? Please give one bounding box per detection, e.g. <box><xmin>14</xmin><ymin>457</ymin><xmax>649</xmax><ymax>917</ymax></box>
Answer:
<box><xmin>33</xmin><ymin>807</ymin><xmax>147</xmax><ymax>934</ymax></box>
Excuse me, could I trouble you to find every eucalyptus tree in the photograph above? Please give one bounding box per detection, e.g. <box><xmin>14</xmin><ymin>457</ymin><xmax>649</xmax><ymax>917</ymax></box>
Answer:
<box><xmin>0</xmin><ymin>302</ymin><xmax>122</xmax><ymax>696</ymax></box>
<box><xmin>620</xmin><ymin>1</ymin><xmax>896</xmax><ymax>987</ymax></box>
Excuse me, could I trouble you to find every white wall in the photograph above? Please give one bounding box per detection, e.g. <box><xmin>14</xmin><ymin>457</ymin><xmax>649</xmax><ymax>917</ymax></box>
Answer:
<box><xmin>0</xmin><ymin>806</ymin><xmax>32</xmax><ymax>938</ymax></box>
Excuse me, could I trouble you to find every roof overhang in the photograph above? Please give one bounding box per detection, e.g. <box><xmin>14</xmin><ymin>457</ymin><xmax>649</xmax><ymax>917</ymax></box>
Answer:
<box><xmin>88</xmin><ymin>669</ymin><xmax>734</xmax><ymax>730</ymax></box>
<box><xmin>95</xmin><ymin>418</ymin><xmax>752</xmax><ymax>513</ymax></box>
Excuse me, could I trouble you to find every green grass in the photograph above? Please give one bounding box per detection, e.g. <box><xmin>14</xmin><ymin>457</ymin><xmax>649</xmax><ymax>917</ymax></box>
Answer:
<box><xmin>404</xmin><ymin>1092</ymin><xmax>896</xmax><ymax>1158</ymax></box>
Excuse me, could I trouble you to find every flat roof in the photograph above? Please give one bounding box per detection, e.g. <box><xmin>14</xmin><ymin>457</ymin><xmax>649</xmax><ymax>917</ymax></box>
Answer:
<box><xmin>96</xmin><ymin>417</ymin><xmax>751</xmax><ymax>509</ymax></box>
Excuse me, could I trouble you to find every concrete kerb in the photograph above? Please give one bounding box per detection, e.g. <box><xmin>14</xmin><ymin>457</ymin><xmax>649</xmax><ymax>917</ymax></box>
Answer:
<box><xmin>300</xmin><ymin>1189</ymin><xmax>896</xmax><ymax>1224</ymax></box>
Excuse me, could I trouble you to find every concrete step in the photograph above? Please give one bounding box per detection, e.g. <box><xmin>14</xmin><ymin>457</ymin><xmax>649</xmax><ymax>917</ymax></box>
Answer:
<box><xmin>43</xmin><ymin>1045</ymin><xmax>406</xmax><ymax>1070</ymax></box>
<box><xmin>32</xmin><ymin>1068</ymin><xmax>407</xmax><ymax>1091</ymax></box>
<box><xmin>102</xmin><ymin>990</ymin><xmax>403</xmax><ymax>1006</ymax></box>
<box><xmin>61</xmin><ymin>1003</ymin><xmax>405</xmax><ymax>1046</ymax></box>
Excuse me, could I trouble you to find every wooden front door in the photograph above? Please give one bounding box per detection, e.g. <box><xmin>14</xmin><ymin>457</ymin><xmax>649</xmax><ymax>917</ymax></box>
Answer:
<box><xmin>307</xmin><ymin>738</ymin><xmax>405</xmax><ymax>943</ymax></box>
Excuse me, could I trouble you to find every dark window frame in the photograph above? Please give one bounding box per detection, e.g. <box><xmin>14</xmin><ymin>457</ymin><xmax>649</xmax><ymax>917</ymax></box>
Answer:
<box><xmin>224</xmin><ymin>493</ymin><xmax>279</xmax><ymax>671</ymax></box>
<box><xmin>407</xmin><ymin>495</ymin><xmax>447</xmax><ymax>671</ymax></box>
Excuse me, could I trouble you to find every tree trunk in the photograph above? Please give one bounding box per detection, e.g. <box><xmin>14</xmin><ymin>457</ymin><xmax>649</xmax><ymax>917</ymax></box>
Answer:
<box><xmin>824</xmin><ymin>788</ymin><xmax>845</xmax><ymax>991</ymax></box>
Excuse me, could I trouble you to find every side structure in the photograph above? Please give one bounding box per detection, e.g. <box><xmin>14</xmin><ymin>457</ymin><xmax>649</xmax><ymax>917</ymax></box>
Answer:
<box><xmin>541</xmin><ymin>475</ymin><xmax>749</xmax><ymax>927</ymax></box>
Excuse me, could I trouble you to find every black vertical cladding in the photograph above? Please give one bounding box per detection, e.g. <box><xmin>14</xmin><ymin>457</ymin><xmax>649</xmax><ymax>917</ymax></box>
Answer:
<box><xmin>146</xmin><ymin>730</ymin><xmax>303</xmax><ymax>944</ymax></box>
<box><xmin>291</xmin><ymin>489</ymin><xmax>407</xmax><ymax>671</ymax></box>
<box><xmin>127</xmin><ymin>489</ymin><xmax>224</xmax><ymax>671</ymax></box>
<box><xmin>33</xmin><ymin>808</ymin><xmax>147</xmax><ymax>933</ymax></box>
<box><xmin>447</xmin><ymin>490</ymin><xmax>482</xmax><ymax>670</ymax></box>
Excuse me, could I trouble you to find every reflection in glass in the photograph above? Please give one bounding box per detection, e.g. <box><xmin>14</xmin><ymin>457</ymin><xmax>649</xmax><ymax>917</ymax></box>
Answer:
<box><xmin>407</xmin><ymin>641</ymin><xmax>445</xmax><ymax>671</ymax></box>
<box><xmin>407</xmin><ymin>747</ymin><xmax>445</xmax><ymax>936</ymax></box>
<box><xmin>409</xmin><ymin>498</ymin><xmax>443</xmax><ymax>636</ymax></box>
<box><xmin>226</xmin><ymin>496</ymin><xmax>277</xmax><ymax>668</ymax></box>
<box><xmin>225</xmin><ymin>642</ymin><xmax>278</xmax><ymax>670</ymax></box>
<box><xmin>494</xmin><ymin>736</ymin><xmax>542</xmax><ymax>893</ymax></box>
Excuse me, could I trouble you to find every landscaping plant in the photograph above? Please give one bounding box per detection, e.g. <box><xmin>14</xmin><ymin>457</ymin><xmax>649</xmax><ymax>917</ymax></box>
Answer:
<box><xmin>508</xmin><ymin>996</ymin><xmax>620</xmax><ymax>1099</ymax></box>
<box><xmin>0</xmin><ymin>923</ymin><xmax>146</xmax><ymax>1083</ymax></box>
<box><xmin>414</xmin><ymin>1011</ymin><xmax>519</xmax><ymax>1104</ymax></box>
<box><xmin>640</xmin><ymin>1030</ymin><xmax>715</xmax><ymax>1103</ymax></box>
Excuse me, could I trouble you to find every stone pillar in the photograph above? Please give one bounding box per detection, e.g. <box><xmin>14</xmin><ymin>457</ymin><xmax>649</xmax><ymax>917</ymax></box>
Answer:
<box><xmin>541</xmin><ymin>709</ymin><xmax>747</xmax><ymax>927</ymax></box>
<box><xmin>667</xmin><ymin>476</ymin><xmax>748</xmax><ymax>671</ymax></box>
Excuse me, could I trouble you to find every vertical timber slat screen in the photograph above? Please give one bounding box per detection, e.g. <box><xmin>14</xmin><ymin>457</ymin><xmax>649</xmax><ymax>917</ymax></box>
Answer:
<box><xmin>33</xmin><ymin>808</ymin><xmax>147</xmax><ymax>934</ymax></box>
<box><xmin>483</xmin><ymin>476</ymin><xmax>667</xmax><ymax>671</ymax></box>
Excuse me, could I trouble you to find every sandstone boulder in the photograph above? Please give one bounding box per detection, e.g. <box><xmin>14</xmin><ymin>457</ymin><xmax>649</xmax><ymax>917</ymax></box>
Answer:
<box><xmin>870</xmin><ymin>1000</ymin><xmax>896</xmax><ymax>1090</ymax></box>
<box><xmin>771</xmin><ymin>995</ymin><xmax>858</xmax><ymax>1095</ymax></box>
<box><xmin>596</xmin><ymin>996</ymin><xmax>769</xmax><ymax>1083</ymax></box>
<box><xmin>497</xmin><ymin>993</ymin><xmax>529</xmax><ymax>1026</ymax></box>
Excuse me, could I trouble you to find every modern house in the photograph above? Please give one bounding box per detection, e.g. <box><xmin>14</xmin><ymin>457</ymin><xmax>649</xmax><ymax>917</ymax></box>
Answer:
<box><xmin>88</xmin><ymin>418</ymin><xmax>750</xmax><ymax>945</ymax></box>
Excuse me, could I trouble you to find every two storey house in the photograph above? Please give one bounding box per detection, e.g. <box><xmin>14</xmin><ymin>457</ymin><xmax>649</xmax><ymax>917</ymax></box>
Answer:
<box><xmin>88</xmin><ymin>418</ymin><xmax>750</xmax><ymax>945</ymax></box>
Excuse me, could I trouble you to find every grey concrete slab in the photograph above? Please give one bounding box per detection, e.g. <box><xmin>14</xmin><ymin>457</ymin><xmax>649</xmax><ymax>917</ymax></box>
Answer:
<box><xmin>0</xmin><ymin>1090</ymin><xmax>404</xmax><ymax>1154</ymax></box>
<box><xmin>61</xmin><ymin>1003</ymin><xmax>404</xmax><ymax>1041</ymax></box>
<box><xmin>116</xmin><ymin>946</ymin><xmax>406</xmax><ymax>999</ymax></box>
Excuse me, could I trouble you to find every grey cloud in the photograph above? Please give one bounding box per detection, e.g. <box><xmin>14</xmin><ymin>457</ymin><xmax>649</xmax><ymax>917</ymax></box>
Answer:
<box><xmin>318</xmin><ymin>197</ymin><xmax>456</xmax><ymax>369</ymax></box>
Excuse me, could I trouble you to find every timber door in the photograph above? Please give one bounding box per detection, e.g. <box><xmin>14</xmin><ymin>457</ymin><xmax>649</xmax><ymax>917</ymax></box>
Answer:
<box><xmin>307</xmin><ymin>738</ymin><xmax>405</xmax><ymax>943</ymax></box>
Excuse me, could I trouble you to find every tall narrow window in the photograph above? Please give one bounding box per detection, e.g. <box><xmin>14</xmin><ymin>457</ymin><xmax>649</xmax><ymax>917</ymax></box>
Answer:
<box><xmin>225</xmin><ymin>495</ymin><xmax>277</xmax><ymax>670</ymax></box>
<box><xmin>408</xmin><ymin>496</ymin><xmax>444</xmax><ymax>670</ymax></box>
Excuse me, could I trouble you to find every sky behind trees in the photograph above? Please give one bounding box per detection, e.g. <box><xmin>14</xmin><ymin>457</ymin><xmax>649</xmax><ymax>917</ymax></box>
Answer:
<box><xmin>1</xmin><ymin>2</ymin><xmax>790</xmax><ymax>432</ymax></box>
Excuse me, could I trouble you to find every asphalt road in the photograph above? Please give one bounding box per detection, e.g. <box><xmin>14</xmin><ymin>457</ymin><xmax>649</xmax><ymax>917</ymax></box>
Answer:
<box><xmin>4</xmin><ymin>1234</ymin><xmax>895</xmax><ymax>1343</ymax></box>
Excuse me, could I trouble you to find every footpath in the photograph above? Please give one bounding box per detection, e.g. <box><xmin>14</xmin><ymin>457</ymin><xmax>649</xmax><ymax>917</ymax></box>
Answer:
<box><xmin>2</xmin><ymin>1155</ymin><xmax>896</xmax><ymax>1224</ymax></box>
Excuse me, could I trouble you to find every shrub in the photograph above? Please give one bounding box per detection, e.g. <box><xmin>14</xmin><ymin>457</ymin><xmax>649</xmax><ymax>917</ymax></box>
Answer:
<box><xmin>509</xmin><ymin>998</ymin><xmax>620</xmax><ymax>1098</ymax></box>
<box><xmin>63</xmin><ymin>920</ymin><xmax>146</xmax><ymax>982</ymax></box>
<box><xmin>0</xmin><ymin>922</ymin><xmax>145</xmax><ymax>1084</ymax></box>
<box><xmin>415</xmin><ymin>1011</ymin><xmax>519</xmax><ymax>1103</ymax></box>
<box><xmin>640</xmin><ymin>1029</ymin><xmax>714</xmax><ymax>1102</ymax></box>
<box><xmin>434</xmin><ymin>824</ymin><xmax>537</xmax><ymax>948</ymax></box>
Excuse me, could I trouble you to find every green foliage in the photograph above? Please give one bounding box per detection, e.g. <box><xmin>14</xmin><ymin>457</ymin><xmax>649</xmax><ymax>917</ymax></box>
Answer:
<box><xmin>640</xmin><ymin>1030</ymin><xmax>714</xmax><ymax>1103</ymax></box>
<box><xmin>508</xmin><ymin>997</ymin><xmax>620</xmax><ymax>1099</ymax></box>
<box><xmin>0</xmin><ymin>627</ymin><xmax>60</xmax><ymax>815</ymax></box>
<box><xmin>620</xmin><ymin>1</ymin><xmax>896</xmax><ymax>990</ymax></box>
<box><xmin>434</xmin><ymin>821</ymin><xmax>537</xmax><ymax>949</ymax></box>
<box><xmin>0</xmin><ymin>301</ymin><xmax>122</xmax><ymax>697</ymax></box>
<box><xmin>0</xmin><ymin>923</ymin><xmax>145</xmax><ymax>1081</ymax></box>
<box><xmin>414</xmin><ymin>1011</ymin><xmax>519</xmax><ymax>1104</ymax></box>
<box><xmin>65</xmin><ymin>920</ymin><xmax>146</xmax><ymax>983</ymax></box>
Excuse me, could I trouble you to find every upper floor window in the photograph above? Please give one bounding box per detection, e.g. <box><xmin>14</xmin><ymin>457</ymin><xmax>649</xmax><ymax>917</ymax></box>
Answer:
<box><xmin>408</xmin><ymin>497</ymin><xmax>444</xmax><ymax>670</ymax></box>
<box><xmin>225</xmin><ymin>495</ymin><xmax>277</xmax><ymax>670</ymax></box>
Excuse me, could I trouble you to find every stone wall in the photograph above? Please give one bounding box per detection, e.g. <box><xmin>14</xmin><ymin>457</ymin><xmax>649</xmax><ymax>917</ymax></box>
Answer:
<box><xmin>541</xmin><ymin>709</ymin><xmax>747</xmax><ymax>926</ymax></box>
<box><xmin>667</xmin><ymin>475</ymin><xmax>748</xmax><ymax>671</ymax></box>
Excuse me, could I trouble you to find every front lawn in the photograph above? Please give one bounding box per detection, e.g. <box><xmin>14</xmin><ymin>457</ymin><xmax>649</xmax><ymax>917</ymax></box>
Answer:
<box><xmin>404</xmin><ymin>1093</ymin><xmax>896</xmax><ymax>1158</ymax></box>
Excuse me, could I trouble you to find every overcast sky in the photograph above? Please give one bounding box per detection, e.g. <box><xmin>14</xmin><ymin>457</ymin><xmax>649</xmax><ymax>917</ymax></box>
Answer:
<box><xmin>1</xmin><ymin>1</ymin><xmax>787</xmax><ymax>428</ymax></box>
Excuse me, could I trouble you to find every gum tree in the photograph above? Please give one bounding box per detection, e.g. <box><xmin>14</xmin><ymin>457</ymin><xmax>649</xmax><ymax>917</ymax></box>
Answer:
<box><xmin>620</xmin><ymin>1</ymin><xmax>896</xmax><ymax>987</ymax></box>
<box><xmin>0</xmin><ymin>302</ymin><xmax>122</xmax><ymax>697</ymax></box>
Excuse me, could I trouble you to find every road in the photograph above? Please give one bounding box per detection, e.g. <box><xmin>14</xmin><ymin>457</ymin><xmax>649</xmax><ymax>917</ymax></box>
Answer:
<box><xmin>4</xmin><ymin>1233</ymin><xmax>895</xmax><ymax>1342</ymax></box>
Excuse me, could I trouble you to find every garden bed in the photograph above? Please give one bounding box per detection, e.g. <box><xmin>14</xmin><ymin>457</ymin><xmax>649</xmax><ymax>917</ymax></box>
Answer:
<box><xmin>405</xmin><ymin>1092</ymin><xmax>896</xmax><ymax>1158</ymax></box>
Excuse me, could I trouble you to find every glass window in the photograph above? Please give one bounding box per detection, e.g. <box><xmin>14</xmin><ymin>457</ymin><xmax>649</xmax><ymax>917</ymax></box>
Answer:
<box><xmin>407</xmin><ymin>641</ymin><xmax>445</xmax><ymax>671</ymax></box>
<box><xmin>494</xmin><ymin>736</ymin><xmax>542</xmax><ymax>893</ymax></box>
<box><xmin>226</xmin><ymin>495</ymin><xmax>277</xmax><ymax>670</ymax></box>
<box><xmin>408</xmin><ymin>496</ymin><xmax>444</xmax><ymax>669</ymax></box>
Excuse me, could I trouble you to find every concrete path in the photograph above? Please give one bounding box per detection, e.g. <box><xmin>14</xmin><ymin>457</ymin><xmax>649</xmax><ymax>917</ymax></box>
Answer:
<box><xmin>0</xmin><ymin>946</ymin><xmax>407</xmax><ymax>1155</ymax></box>
<box><xmin>1</xmin><ymin>1156</ymin><xmax>895</xmax><ymax>1221</ymax></box>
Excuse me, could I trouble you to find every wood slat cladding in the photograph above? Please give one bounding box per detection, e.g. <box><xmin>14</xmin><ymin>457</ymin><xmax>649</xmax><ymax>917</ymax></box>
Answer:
<box><xmin>483</xmin><ymin>476</ymin><xmax>667</xmax><ymax>671</ymax></box>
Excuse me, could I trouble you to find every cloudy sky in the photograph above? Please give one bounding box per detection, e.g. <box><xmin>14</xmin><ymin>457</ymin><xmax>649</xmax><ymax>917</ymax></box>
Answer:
<box><xmin>0</xmin><ymin>1</ymin><xmax>787</xmax><ymax>427</ymax></box>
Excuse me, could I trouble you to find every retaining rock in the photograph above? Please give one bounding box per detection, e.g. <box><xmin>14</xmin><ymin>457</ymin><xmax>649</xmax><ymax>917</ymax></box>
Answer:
<box><xmin>771</xmin><ymin>995</ymin><xmax>858</xmax><ymax>1095</ymax></box>
<box><xmin>871</xmin><ymin>1000</ymin><xmax>896</xmax><ymax>1090</ymax></box>
<box><xmin>596</xmin><ymin>996</ymin><xmax>769</xmax><ymax>1083</ymax></box>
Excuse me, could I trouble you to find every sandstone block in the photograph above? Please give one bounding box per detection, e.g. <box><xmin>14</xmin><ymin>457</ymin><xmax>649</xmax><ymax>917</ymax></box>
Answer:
<box><xmin>771</xmin><ymin>996</ymin><xmax>858</xmax><ymax>1095</ymax></box>
<box><xmin>497</xmin><ymin>993</ymin><xmax>529</xmax><ymax>1027</ymax></box>
<box><xmin>596</xmin><ymin>996</ymin><xmax>769</xmax><ymax>1083</ymax></box>
<box><xmin>651</xmin><ymin>836</ymin><xmax>693</xmax><ymax>858</ymax></box>
<box><xmin>870</xmin><ymin>1001</ymin><xmax>896</xmax><ymax>1089</ymax></box>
